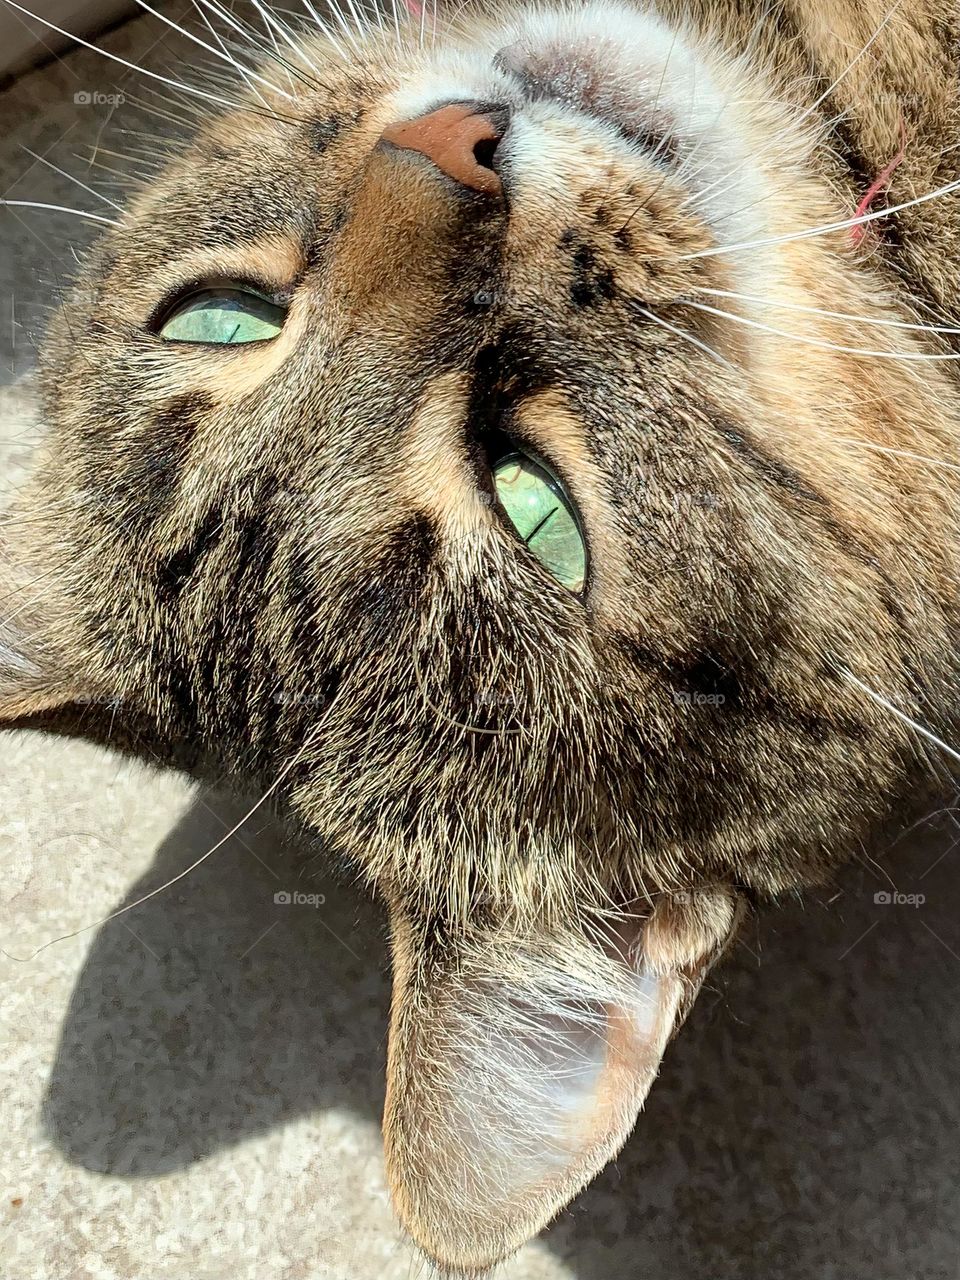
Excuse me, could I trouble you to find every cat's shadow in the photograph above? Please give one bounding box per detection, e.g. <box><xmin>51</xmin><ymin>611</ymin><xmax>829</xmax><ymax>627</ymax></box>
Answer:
<box><xmin>43</xmin><ymin>792</ymin><xmax>960</xmax><ymax>1279</ymax></box>
<box><xmin>42</xmin><ymin>792</ymin><xmax>393</xmax><ymax>1177</ymax></box>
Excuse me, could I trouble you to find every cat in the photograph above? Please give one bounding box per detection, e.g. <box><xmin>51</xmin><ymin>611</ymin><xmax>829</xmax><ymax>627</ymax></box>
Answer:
<box><xmin>2</xmin><ymin>0</ymin><xmax>960</xmax><ymax>1271</ymax></box>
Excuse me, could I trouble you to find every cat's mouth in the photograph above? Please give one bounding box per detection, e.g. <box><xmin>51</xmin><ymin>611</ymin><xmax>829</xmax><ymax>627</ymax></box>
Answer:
<box><xmin>493</xmin><ymin>39</ymin><xmax>681</xmax><ymax>164</ymax></box>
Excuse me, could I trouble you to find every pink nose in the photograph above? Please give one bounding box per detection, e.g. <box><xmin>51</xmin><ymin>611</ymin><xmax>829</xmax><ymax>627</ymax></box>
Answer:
<box><xmin>380</xmin><ymin>102</ymin><xmax>507</xmax><ymax>196</ymax></box>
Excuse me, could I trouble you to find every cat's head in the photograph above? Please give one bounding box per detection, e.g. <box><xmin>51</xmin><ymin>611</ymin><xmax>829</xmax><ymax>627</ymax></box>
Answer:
<box><xmin>2</xmin><ymin>1</ymin><xmax>957</xmax><ymax>1269</ymax></box>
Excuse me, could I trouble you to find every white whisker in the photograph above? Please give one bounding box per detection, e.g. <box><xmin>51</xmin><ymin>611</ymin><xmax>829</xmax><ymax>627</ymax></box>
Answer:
<box><xmin>634</xmin><ymin>304</ymin><xmax>735</xmax><ymax>369</ymax></box>
<box><xmin>132</xmin><ymin>0</ymin><xmax>295</xmax><ymax>99</ymax></box>
<box><xmin>19</xmin><ymin>146</ymin><xmax>125</xmax><ymax>212</ymax></box>
<box><xmin>681</xmin><ymin>298</ymin><xmax>960</xmax><ymax>361</ymax></box>
<box><xmin>680</xmin><ymin>174</ymin><xmax>960</xmax><ymax>261</ymax></box>
<box><xmin>81</xmin><ymin>164</ymin><xmax>144</xmax><ymax>190</ymax></box>
<box><xmin>699</xmin><ymin>287</ymin><xmax>960</xmax><ymax>336</ymax></box>
<box><xmin>249</xmin><ymin>0</ymin><xmax>332</xmax><ymax>77</ymax></box>
<box><xmin>198</xmin><ymin>0</ymin><xmax>326</xmax><ymax>85</ymax></box>
<box><xmin>248</xmin><ymin>0</ymin><xmax>322</xmax><ymax>73</ymax></box>
<box><xmin>358</xmin><ymin>0</ymin><xmax>385</xmax><ymax>35</ymax></box>
<box><xmin>2</xmin><ymin>0</ymin><xmax>245</xmax><ymax>110</ymax></box>
<box><xmin>127</xmin><ymin>76</ymin><xmax>304</xmax><ymax>131</ymax></box>
<box><xmin>388</xmin><ymin>0</ymin><xmax>402</xmax><ymax>44</ymax></box>
<box><xmin>340</xmin><ymin>0</ymin><xmax>372</xmax><ymax>44</ymax></box>
<box><xmin>118</xmin><ymin>127</ymin><xmax>184</xmax><ymax>148</ymax></box>
<box><xmin>189</xmin><ymin>1</ymin><xmax>280</xmax><ymax>108</ymax></box>
<box><xmin>842</xmin><ymin>669</ymin><xmax>960</xmax><ymax>767</ymax></box>
<box><xmin>119</xmin><ymin>90</ymin><xmax>197</xmax><ymax>133</ymax></box>
<box><xmin>678</xmin><ymin>106</ymin><xmax>840</xmax><ymax>221</ymax></box>
<box><xmin>0</xmin><ymin>199</ymin><xmax>120</xmax><ymax>227</ymax></box>
<box><xmin>613</xmin><ymin>26</ymin><xmax>684</xmax><ymax>234</ymax></box>
<box><xmin>300</xmin><ymin>0</ymin><xmax>352</xmax><ymax>59</ymax></box>
<box><xmin>802</xmin><ymin>0</ymin><xmax>902</xmax><ymax>121</ymax></box>
<box><xmin>313</xmin><ymin>0</ymin><xmax>363</xmax><ymax>54</ymax></box>
<box><xmin>686</xmin><ymin>0</ymin><xmax>899</xmax><ymax>226</ymax></box>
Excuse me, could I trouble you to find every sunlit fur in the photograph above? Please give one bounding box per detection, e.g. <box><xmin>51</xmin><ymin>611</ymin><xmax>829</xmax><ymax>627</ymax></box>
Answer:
<box><xmin>2</xmin><ymin>0</ymin><xmax>960</xmax><ymax>1270</ymax></box>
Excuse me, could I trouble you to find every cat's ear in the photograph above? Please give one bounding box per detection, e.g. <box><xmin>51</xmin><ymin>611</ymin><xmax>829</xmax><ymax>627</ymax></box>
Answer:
<box><xmin>383</xmin><ymin>888</ymin><xmax>742</xmax><ymax>1272</ymax></box>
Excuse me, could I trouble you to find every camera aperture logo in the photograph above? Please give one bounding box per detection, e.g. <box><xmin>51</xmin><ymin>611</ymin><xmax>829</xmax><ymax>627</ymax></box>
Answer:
<box><xmin>74</xmin><ymin>90</ymin><xmax>125</xmax><ymax>106</ymax></box>
<box><xmin>274</xmin><ymin>890</ymin><xmax>326</xmax><ymax>908</ymax></box>
<box><xmin>873</xmin><ymin>890</ymin><xmax>925</xmax><ymax>908</ymax></box>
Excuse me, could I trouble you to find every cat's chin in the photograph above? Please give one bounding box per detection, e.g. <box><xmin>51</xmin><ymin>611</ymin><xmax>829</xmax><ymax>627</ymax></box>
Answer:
<box><xmin>491</xmin><ymin>22</ymin><xmax>685</xmax><ymax>151</ymax></box>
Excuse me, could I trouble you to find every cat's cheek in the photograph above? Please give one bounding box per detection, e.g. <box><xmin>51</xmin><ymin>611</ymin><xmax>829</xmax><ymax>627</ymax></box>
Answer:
<box><xmin>152</xmin><ymin>332</ymin><xmax>301</xmax><ymax>405</ymax></box>
<box><xmin>0</xmin><ymin>513</ymin><xmax>110</xmax><ymax>724</ymax></box>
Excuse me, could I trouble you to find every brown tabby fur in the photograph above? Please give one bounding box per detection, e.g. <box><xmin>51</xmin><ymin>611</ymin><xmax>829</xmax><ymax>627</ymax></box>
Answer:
<box><xmin>2</xmin><ymin>0</ymin><xmax>960</xmax><ymax>1271</ymax></box>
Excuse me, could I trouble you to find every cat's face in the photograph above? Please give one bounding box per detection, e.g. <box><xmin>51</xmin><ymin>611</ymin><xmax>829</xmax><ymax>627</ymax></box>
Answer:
<box><xmin>3</xmin><ymin>1</ymin><xmax>959</xmax><ymax>1269</ymax></box>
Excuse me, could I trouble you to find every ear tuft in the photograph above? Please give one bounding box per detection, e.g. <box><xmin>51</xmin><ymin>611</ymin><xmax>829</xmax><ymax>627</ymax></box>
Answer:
<box><xmin>643</xmin><ymin>885</ymin><xmax>741</xmax><ymax>975</ymax></box>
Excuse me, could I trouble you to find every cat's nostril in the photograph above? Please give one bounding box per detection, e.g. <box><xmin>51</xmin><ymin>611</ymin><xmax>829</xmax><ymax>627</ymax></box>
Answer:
<box><xmin>472</xmin><ymin>133</ymin><xmax>500</xmax><ymax>174</ymax></box>
<box><xmin>380</xmin><ymin>102</ymin><xmax>509</xmax><ymax>198</ymax></box>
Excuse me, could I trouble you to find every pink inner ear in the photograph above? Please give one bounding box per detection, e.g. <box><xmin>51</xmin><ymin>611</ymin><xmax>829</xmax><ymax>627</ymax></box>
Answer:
<box><xmin>404</xmin><ymin>0</ymin><xmax>423</xmax><ymax>15</ymax></box>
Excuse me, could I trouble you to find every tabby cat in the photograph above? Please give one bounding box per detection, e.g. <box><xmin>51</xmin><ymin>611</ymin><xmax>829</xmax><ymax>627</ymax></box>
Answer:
<box><xmin>2</xmin><ymin>0</ymin><xmax>960</xmax><ymax>1270</ymax></box>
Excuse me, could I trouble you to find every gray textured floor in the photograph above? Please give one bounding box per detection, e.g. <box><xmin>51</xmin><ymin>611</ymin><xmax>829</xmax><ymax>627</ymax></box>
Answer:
<box><xmin>2</xmin><ymin>8</ymin><xmax>960</xmax><ymax>1279</ymax></box>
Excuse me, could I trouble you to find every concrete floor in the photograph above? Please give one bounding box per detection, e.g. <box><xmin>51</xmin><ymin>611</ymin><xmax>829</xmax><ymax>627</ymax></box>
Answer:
<box><xmin>2</xmin><ymin>8</ymin><xmax>960</xmax><ymax>1279</ymax></box>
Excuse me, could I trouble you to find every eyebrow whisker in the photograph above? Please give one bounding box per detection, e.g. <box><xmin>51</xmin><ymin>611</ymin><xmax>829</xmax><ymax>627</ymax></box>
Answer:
<box><xmin>0</xmin><ymin>199</ymin><xmax>121</xmax><ymax>228</ymax></box>
<box><xmin>18</xmin><ymin>147</ymin><xmax>125</xmax><ymax>213</ymax></box>
<box><xmin>2</xmin><ymin>0</ymin><xmax>253</xmax><ymax>111</ymax></box>
<box><xmin>131</xmin><ymin>0</ymin><xmax>296</xmax><ymax>99</ymax></box>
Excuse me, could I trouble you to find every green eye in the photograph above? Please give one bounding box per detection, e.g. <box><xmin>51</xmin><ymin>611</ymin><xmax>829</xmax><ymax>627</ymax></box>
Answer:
<box><xmin>159</xmin><ymin>287</ymin><xmax>286</xmax><ymax>344</ymax></box>
<box><xmin>492</xmin><ymin>451</ymin><xmax>587</xmax><ymax>594</ymax></box>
